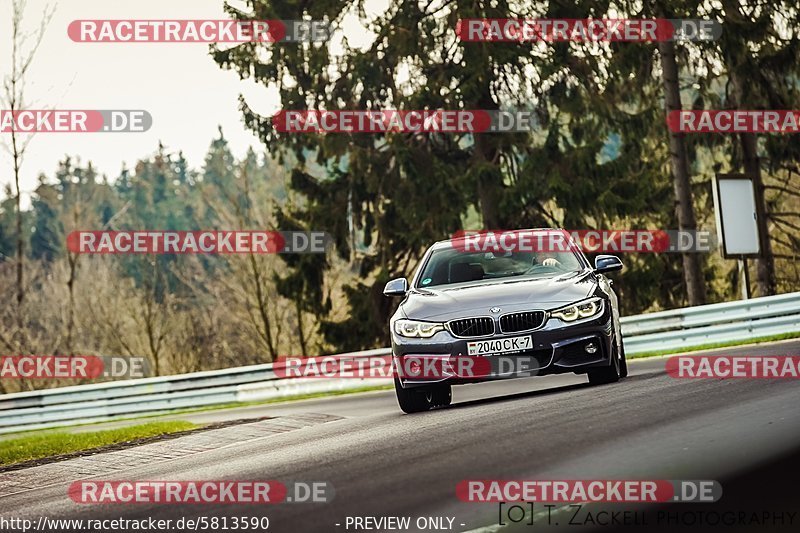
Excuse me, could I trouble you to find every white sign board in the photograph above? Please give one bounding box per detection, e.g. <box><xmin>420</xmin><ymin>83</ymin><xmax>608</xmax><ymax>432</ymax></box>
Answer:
<box><xmin>712</xmin><ymin>175</ymin><xmax>760</xmax><ymax>257</ymax></box>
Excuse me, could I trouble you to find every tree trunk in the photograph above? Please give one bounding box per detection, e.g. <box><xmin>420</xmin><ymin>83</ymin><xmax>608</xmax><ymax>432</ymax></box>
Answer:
<box><xmin>474</xmin><ymin>136</ymin><xmax>502</xmax><ymax>229</ymax></box>
<box><xmin>7</xmin><ymin>0</ymin><xmax>54</xmax><ymax>348</ymax></box>
<box><xmin>248</xmin><ymin>253</ymin><xmax>277</xmax><ymax>362</ymax></box>
<box><xmin>12</xmin><ymin>113</ymin><xmax>25</xmax><ymax>322</ymax></box>
<box><xmin>658</xmin><ymin>39</ymin><xmax>706</xmax><ymax>306</ymax></box>
<box><xmin>66</xmin><ymin>251</ymin><xmax>78</xmax><ymax>354</ymax></box>
<box><xmin>465</xmin><ymin>43</ymin><xmax>504</xmax><ymax>228</ymax></box>
<box><xmin>739</xmin><ymin>132</ymin><xmax>776</xmax><ymax>295</ymax></box>
<box><xmin>721</xmin><ymin>0</ymin><xmax>777</xmax><ymax>296</ymax></box>
<box><xmin>295</xmin><ymin>298</ymin><xmax>307</xmax><ymax>357</ymax></box>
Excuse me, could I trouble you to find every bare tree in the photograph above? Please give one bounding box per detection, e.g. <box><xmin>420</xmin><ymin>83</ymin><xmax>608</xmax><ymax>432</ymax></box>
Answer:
<box><xmin>649</xmin><ymin>0</ymin><xmax>706</xmax><ymax>306</ymax></box>
<box><xmin>2</xmin><ymin>0</ymin><xmax>55</xmax><ymax>338</ymax></box>
<box><xmin>658</xmin><ymin>38</ymin><xmax>707</xmax><ymax>306</ymax></box>
<box><xmin>720</xmin><ymin>0</ymin><xmax>778</xmax><ymax>296</ymax></box>
<box><xmin>198</xmin><ymin>154</ymin><xmax>286</xmax><ymax>362</ymax></box>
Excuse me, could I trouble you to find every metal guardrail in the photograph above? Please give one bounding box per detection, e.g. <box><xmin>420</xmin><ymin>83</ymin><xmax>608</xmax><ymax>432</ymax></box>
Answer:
<box><xmin>0</xmin><ymin>348</ymin><xmax>392</xmax><ymax>434</ymax></box>
<box><xmin>1</xmin><ymin>293</ymin><xmax>798</xmax><ymax>435</ymax></box>
<box><xmin>620</xmin><ymin>291</ymin><xmax>800</xmax><ymax>353</ymax></box>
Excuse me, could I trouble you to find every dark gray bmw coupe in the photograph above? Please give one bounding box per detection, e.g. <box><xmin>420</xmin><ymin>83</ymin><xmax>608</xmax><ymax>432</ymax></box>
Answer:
<box><xmin>384</xmin><ymin>228</ymin><xmax>627</xmax><ymax>413</ymax></box>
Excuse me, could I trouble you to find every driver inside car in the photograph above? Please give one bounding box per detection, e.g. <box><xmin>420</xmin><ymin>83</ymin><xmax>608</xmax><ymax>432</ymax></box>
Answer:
<box><xmin>483</xmin><ymin>251</ymin><xmax>567</xmax><ymax>273</ymax></box>
<box><xmin>534</xmin><ymin>250</ymin><xmax>582</xmax><ymax>271</ymax></box>
<box><xmin>538</xmin><ymin>252</ymin><xmax>563</xmax><ymax>268</ymax></box>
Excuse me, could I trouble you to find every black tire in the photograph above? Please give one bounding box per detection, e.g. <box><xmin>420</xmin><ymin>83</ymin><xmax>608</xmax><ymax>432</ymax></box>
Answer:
<box><xmin>587</xmin><ymin>341</ymin><xmax>621</xmax><ymax>385</ymax></box>
<box><xmin>618</xmin><ymin>335</ymin><xmax>628</xmax><ymax>378</ymax></box>
<box><xmin>394</xmin><ymin>378</ymin><xmax>451</xmax><ymax>413</ymax></box>
<box><xmin>429</xmin><ymin>384</ymin><xmax>452</xmax><ymax>407</ymax></box>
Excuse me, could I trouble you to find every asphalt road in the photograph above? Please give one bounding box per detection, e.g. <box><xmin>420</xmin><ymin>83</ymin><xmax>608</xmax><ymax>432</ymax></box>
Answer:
<box><xmin>3</xmin><ymin>340</ymin><xmax>800</xmax><ymax>533</ymax></box>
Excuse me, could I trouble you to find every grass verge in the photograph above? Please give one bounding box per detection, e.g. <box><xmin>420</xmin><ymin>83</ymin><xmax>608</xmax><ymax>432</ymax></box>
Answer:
<box><xmin>0</xmin><ymin>420</ymin><xmax>198</xmax><ymax>466</ymax></box>
<box><xmin>628</xmin><ymin>331</ymin><xmax>800</xmax><ymax>359</ymax></box>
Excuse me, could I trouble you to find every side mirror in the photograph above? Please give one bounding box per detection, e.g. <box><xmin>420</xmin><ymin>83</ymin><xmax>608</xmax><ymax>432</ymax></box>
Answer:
<box><xmin>383</xmin><ymin>277</ymin><xmax>408</xmax><ymax>297</ymax></box>
<box><xmin>594</xmin><ymin>255</ymin><xmax>623</xmax><ymax>274</ymax></box>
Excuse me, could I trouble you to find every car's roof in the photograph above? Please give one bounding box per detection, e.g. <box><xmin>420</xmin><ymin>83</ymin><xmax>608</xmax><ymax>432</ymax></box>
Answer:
<box><xmin>431</xmin><ymin>228</ymin><xmax>566</xmax><ymax>250</ymax></box>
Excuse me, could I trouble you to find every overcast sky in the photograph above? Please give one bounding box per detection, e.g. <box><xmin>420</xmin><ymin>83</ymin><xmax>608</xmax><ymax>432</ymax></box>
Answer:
<box><xmin>0</xmin><ymin>0</ymin><xmax>295</xmax><ymax>198</ymax></box>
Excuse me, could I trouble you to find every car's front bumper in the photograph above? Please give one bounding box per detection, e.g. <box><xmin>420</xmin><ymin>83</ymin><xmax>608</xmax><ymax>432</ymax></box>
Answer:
<box><xmin>392</xmin><ymin>311</ymin><xmax>615</xmax><ymax>389</ymax></box>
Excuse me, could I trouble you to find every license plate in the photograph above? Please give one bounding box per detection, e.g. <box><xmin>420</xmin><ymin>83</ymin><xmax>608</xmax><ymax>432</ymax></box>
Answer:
<box><xmin>467</xmin><ymin>335</ymin><xmax>532</xmax><ymax>356</ymax></box>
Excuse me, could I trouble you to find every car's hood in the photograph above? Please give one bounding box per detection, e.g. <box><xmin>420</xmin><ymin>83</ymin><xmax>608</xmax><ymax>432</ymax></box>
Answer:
<box><xmin>401</xmin><ymin>270</ymin><xmax>597</xmax><ymax>321</ymax></box>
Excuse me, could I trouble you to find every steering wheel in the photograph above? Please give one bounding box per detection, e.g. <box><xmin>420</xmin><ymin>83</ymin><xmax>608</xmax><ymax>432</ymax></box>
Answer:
<box><xmin>524</xmin><ymin>263</ymin><xmax>561</xmax><ymax>274</ymax></box>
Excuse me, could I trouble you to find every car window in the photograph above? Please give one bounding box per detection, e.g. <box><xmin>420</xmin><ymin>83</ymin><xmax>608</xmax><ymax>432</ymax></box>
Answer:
<box><xmin>416</xmin><ymin>248</ymin><xmax>583</xmax><ymax>288</ymax></box>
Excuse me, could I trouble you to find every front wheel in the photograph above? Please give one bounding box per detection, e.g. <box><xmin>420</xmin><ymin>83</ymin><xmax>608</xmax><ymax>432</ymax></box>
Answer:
<box><xmin>394</xmin><ymin>378</ymin><xmax>452</xmax><ymax>413</ymax></box>
<box><xmin>587</xmin><ymin>341</ymin><xmax>622</xmax><ymax>385</ymax></box>
<box><xmin>618</xmin><ymin>335</ymin><xmax>628</xmax><ymax>378</ymax></box>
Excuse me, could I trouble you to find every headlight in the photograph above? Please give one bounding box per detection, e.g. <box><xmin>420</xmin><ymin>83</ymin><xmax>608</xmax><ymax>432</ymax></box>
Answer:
<box><xmin>394</xmin><ymin>319</ymin><xmax>445</xmax><ymax>338</ymax></box>
<box><xmin>550</xmin><ymin>298</ymin><xmax>604</xmax><ymax>322</ymax></box>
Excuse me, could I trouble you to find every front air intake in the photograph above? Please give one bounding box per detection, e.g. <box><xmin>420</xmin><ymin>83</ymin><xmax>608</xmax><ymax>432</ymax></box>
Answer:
<box><xmin>499</xmin><ymin>311</ymin><xmax>546</xmax><ymax>333</ymax></box>
<box><xmin>448</xmin><ymin>317</ymin><xmax>495</xmax><ymax>338</ymax></box>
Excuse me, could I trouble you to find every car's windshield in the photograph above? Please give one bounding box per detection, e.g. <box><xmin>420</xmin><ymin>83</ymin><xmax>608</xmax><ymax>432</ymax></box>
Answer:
<box><xmin>416</xmin><ymin>247</ymin><xmax>584</xmax><ymax>288</ymax></box>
